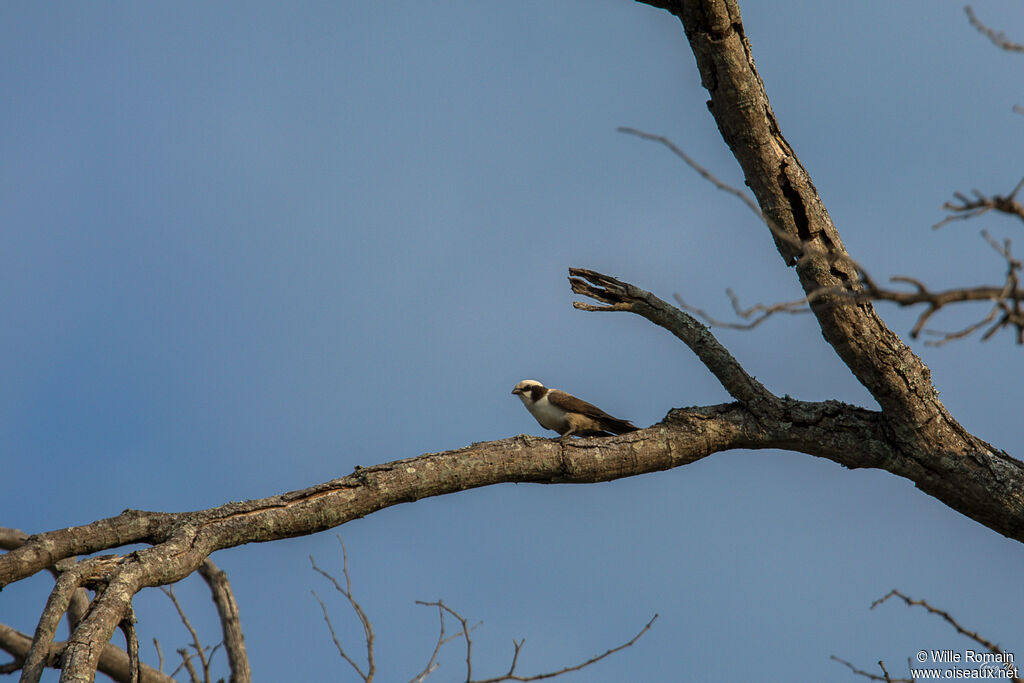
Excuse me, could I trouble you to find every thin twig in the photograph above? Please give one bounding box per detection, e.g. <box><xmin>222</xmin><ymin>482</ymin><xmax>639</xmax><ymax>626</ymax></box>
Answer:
<box><xmin>934</xmin><ymin>177</ymin><xmax>1024</xmax><ymax>229</ymax></box>
<box><xmin>831</xmin><ymin>655</ymin><xmax>909</xmax><ymax>682</ymax></box>
<box><xmin>965</xmin><ymin>6</ymin><xmax>1024</xmax><ymax>52</ymax></box>
<box><xmin>872</xmin><ymin>590</ymin><xmax>1018</xmax><ymax>668</ymax></box>
<box><xmin>162</xmin><ymin>585</ymin><xmax>214</xmax><ymax>683</ymax></box>
<box><xmin>310</xmin><ymin>536</ymin><xmax>376</xmax><ymax>682</ymax></box>
<box><xmin>618</xmin><ymin>126</ymin><xmax>765</xmax><ymax>220</ymax></box>
<box><xmin>153</xmin><ymin>638</ymin><xmax>165</xmax><ymax>673</ymax></box>
<box><xmin>415</xmin><ymin>600</ymin><xmax>657</xmax><ymax>683</ymax></box>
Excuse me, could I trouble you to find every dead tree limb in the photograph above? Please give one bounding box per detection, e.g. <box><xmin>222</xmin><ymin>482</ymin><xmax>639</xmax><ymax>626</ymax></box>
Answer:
<box><xmin>197</xmin><ymin>559</ymin><xmax>250</xmax><ymax>683</ymax></box>
<box><xmin>965</xmin><ymin>6</ymin><xmax>1024</xmax><ymax>53</ymax></box>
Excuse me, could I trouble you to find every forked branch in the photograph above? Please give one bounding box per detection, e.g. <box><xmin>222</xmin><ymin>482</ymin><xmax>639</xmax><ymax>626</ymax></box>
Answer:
<box><xmin>833</xmin><ymin>590</ymin><xmax>1022</xmax><ymax>683</ymax></box>
<box><xmin>312</xmin><ymin>540</ymin><xmax>657</xmax><ymax>683</ymax></box>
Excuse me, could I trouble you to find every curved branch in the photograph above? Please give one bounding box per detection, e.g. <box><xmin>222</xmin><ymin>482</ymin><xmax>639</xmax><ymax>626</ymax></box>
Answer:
<box><xmin>197</xmin><ymin>559</ymin><xmax>250</xmax><ymax>683</ymax></box>
<box><xmin>569</xmin><ymin>267</ymin><xmax>782</xmax><ymax>419</ymax></box>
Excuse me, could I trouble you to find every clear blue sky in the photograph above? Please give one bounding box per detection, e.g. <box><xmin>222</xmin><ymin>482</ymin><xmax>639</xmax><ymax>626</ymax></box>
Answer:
<box><xmin>2</xmin><ymin>2</ymin><xmax>1022</xmax><ymax>681</ymax></box>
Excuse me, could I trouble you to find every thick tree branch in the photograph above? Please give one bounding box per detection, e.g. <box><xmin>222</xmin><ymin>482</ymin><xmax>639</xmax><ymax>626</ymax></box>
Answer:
<box><xmin>0</xmin><ymin>396</ymin><xmax>902</xmax><ymax>679</ymax></box>
<box><xmin>627</xmin><ymin>3</ymin><xmax>1024</xmax><ymax>541</ymax></box>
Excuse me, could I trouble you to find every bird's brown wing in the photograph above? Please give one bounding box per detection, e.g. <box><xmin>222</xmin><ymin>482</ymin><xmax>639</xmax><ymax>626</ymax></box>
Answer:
<box><xmin>547</xmin><ymin>389</ymin><xmax>637</xmax><ymax>434</ymax></box>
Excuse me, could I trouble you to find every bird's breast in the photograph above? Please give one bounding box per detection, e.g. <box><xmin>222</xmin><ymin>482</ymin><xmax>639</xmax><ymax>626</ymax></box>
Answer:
<box><xmin>526</xmin><ymin>395</ymin><xmax>569</xmax><ymax>432</ymax></box>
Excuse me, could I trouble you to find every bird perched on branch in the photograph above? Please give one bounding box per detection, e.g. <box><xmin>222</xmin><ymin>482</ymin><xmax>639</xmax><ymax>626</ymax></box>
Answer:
<box><xmin>511</xmin><ymin>379</ymin><xmax>638</xmax><ymax>438</ymax></box>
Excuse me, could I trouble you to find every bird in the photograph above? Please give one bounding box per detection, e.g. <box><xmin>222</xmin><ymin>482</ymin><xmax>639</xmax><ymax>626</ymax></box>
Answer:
<box><xmin>511</xmin><ymin>379</ymin><xmax>638</xmax><ymax>438</ymax></box>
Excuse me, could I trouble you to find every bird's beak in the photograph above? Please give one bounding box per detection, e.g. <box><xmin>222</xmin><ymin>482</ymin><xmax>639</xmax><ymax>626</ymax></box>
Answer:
<box><xmin>511</xmin><ymin>389</ymin><xmax>520</xmax><ymax>395</ymax></box>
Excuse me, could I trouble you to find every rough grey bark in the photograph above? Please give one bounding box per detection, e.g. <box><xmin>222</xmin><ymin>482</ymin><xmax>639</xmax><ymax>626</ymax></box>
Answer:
<box><xmin>2</xmin><ymin>1</ymin><xmax>1022</xmax><ymax>681</ymax></box>
<box><xmin>633</xmin><ymin>0</ymin><xmax>1024</xmax><ymax>534</ymax></box>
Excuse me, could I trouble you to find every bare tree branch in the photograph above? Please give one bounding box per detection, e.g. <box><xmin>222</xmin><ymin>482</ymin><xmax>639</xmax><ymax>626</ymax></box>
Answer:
<box><xmin>835</xmin><ymin>590</ymin><xmax>1022</xmax><ymax>683</ymax></box>
<box><xmin>872</xmin><ymin>589</ymin><xmax>1021</xmax><ymax>681</ymax></box>
<box><xmin>153</xmin><ymin>638</ymin><xmax>165</xmax><ymax>673</ymax></box>
<box><xmin>569</xmin><ymin>267</ymin><xmax>782</xmax><ymax>419</ymax></box>
<box><xmin>935</xmin><ymin>177</ymin><xmax>1024</xmax><ymax>228</ymax></box>
<box><xmin>310</xmin><ymin>536</ymin><xmax>376</xmax><ymax>682</ymax></box>
<box><xmin>197</xmin><ymin>559</ymin><xmax>251</xmax><ymax>683</ymax></box>
<box><xmin>965</xmin><ymin>6</ymin><xmax>1024</xmax><ymax>53</ymax></box>
<box><xmin>831</xmin><ymin>655</ymin><xmax>909</xmax><ymax>682</ymax></box>
<box><xmin>312</xmin><ymin>542</ymin><xmax>652</xmax><ymax>683</ymax></box>
<box><xmin>412</xmin><ymin>600</ymin><xmax>656</xmax><ymax>683</ymax></box>
<box><xmin>617</xmin><ymin>126</ymin><xmax>765</xmax><ymax>220</ymax></box>
<box><xmin>162</xmin><ymin>584</ymin><xmax>223</xmax><ymax>683</ymax></box>
<box><xmin>1</xmin><ymin>260</ymin><xmax>1020</xmax><ymax>681</ymax></box>
<box><xmin>634</xmin><ymin>0</ymin><xmax>1012</xmax><ymax>477</ymax></box>
<box><xmin>119</xmin><ymin>606</ymin><xmax>140</xmax><ymax>683</ymax></box>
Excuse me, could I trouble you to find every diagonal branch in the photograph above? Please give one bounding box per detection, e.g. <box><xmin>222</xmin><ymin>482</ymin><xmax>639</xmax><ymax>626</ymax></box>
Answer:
<box><xmin>872</xmin><ymin>590</ymin><xmax>1021</xmax><ymax>678</ymax></box>
<box><xmin>568</xmin><ymin>267</ymin><xmax>782</xmax><ymax>419</ymax></box>
<box><xmin>311</xmin><ymin>537</ymin><xmax>375</xmax><ymax>683</ymax></box>
<box><xmin>965</xmin><ymin>6</ymin><xmax>1024</xmax><ymax>53</ymax></box>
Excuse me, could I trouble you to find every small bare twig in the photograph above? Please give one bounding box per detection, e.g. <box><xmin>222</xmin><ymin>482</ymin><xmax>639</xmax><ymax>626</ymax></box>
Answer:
<box><xmin>197</xmin><ymin>558</ymin><xmax>251</xmax><ymax>683</ymax></box>
<box><xmin>310</xmin><ymin>536</ymin><xmax>376</xmax><ymax>682</ymax></box>
<box><xmin>831</xmin><ymin>655</ymin><xmax>909</xmax><ymax>682</ymax></box>
<box><xmin>415</xmin><ymin>600</ymin><xmax>657</xmax><ymax>683</ymax></box>
<box><xmin>153</xmin><ymin>638</ymin><xmax>165</xmax><ymax>673</ymax></box>
<box><xmin>872</xmin><ymin>590</ymin><xmax>1019</xmax><ymax>674</ymax></box>
<box><xmin>835</xmin><ymin>590</ymin><xmax>1021</xmax><ymax>683</ymax></box>
<box><xmin>934</xmin><ymin>177</ymin><xmax>1024</xmax><ymax>229</ymax></box>
<box><xmin>618</xmin><ymin>126</ymin><xmax>766</xmax><ymax>220</ymax></box>
<box><xmin>176</xmin><ymin>648</ymin><xmax>202</xmax><ymax>683</ymax></box>
<box><xmin>316</xmin><ymin>541</ymin><xmax>657</xmax><ymax>683</ymax></box>
<box><xmin>965</xmin><ymin>6</ymin><xmax>1024</xmax><ymax>53</ymax></box>
<box><xmin>162</xmin><ymin>585</ymin><xmax>218</xmax><ymax>683</ymax></box>
<box><xmin>407</xmin><ymin>600</ymin><xmax>470</xmax><ymax>683</ymax></box>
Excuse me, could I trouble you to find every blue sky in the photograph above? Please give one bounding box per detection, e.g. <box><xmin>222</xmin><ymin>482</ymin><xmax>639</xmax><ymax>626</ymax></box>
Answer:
<box><xmin>2</xmin><ymin>2</ymin><xmax>1023</xmax><ymax>681</ymax></box>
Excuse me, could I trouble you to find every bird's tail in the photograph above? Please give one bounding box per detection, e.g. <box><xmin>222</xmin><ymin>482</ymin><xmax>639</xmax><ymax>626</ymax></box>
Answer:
<box><xmin>605</xmin><ymin>418</ymin><xmax>638</xmax><ymax>435</ymax></box>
